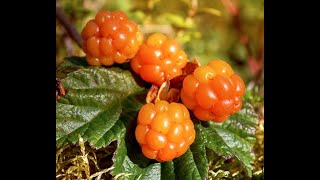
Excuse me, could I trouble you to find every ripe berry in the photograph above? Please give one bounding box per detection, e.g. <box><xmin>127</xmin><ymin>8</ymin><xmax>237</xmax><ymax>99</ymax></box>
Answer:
<box><xmin>181</xmin><ymin>60</ymin><xmax>245</xmax><ymax>123</ymax></box>
<box><xmin>81</xmin><ymin>10</ymin><xmax>143</xmax><ymax>66</ymax></box>
<box><xmin>135</xmin><ymin>101</ymin><xmax>195</xmax><ymax>162</ymax></box>
<box><xmin>130</xmin><ymin>33</ymin><xmax>188</xmax><ymax>86</ymax></box>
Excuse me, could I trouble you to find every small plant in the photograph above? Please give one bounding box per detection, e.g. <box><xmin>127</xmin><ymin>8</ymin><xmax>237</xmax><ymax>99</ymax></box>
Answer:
<box><xmin>57</xmin><ymin>5</ymin><xmax>263</xmax><ymax>180</ymax></box>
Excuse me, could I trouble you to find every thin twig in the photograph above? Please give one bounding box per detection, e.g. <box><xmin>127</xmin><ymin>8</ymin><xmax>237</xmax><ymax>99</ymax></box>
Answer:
<box><xmin>56</xmin><ymin>5</ymin><xmax>83</xmax><ymax>49</ymax></box>
<box><xmin>89</xmin><ymin>167</ymin><xmax>114</xmax><ymax>179</ymax></box>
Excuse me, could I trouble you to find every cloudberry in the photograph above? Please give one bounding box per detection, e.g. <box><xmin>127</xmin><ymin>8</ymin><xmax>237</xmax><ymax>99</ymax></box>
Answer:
<box><xmin>130</xmin><ymin>33</ymin><xmax>188</xmax><ymax>86</ymax></box>
<box><xmin>135</xmin><ymin>101</ymin><xmax>195</xmax><ymax>162</ymax></box>
<box><xmin>181</xmin><ymin>60</ymin><xmax>245</xmax><ymax>123</ymax></box>
<box><xmin>81</xmin><ymin>10</ymin><xmax>143</xmax><ymax>66</ymax></box>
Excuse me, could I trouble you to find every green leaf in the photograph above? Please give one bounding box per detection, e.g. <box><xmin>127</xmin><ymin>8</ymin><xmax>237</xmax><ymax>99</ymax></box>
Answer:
<box><xmin>56</xmin><ymin>98</ymin><xmax>121</xmax><ymax>148</ymax></box>
<box><xmin>199</xmin><ymin>102</ymin><xmax>259</xmax><ymax>176</ymax></box>
<box><xmin>59</xmin><ymin>56</ymin><xmax>88</xmax><ymax>68</ymax></box>
<box><xmin>56</xmin><ymin>67</ymin><xmax>145</xmax><ymax>148</ymax></box>
<box><xmin>61</xmin><ymin>67</ymin><xmax>143</xmax><ymax>93</ymax></box>
<box><xmin>173</xmin><ymin>149</ymin><xmax>203</xmax><ymax>180</ymax></box>
<box><xmin>172</xmin><ymin>123</ymin><xmax>208</xmax><ymax>180</ymax></box>
<box><xmin>190</xmin><ymin>124</ymin><xmax>209</xmax><ymax>179</ymax></box>
<box><xmin>161</xmin><ymin>161</ymin><xmax>175</xmax><ymax>180</ymax></box>
<box><xmin>119</xmin><ymin>90</ymin><xmax>147</xmax><ymax>126</ymax></box>
<box><xmin>95</xmin><ymin>120</ymin><xmax>127</xmax><ymax>147</ymax></box>
<box><xmin>56</xmin><ymin>56</ymin><xmax>88</xmax><ymax>78</ymax></box>
<box><xmin>112</xmin><ymin>133</ymin><xmax>161</xmax><ymax>180</ymax></box>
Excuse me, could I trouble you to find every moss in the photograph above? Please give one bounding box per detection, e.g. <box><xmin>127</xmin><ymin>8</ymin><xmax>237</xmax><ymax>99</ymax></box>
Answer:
<box><xmin>56</xmin><ymin>136</ymin><xmax>116</xmax><ymax>179</ymax></box>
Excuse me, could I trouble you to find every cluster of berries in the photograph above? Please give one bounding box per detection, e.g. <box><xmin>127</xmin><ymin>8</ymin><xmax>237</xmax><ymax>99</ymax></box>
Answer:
<box><xmin>81</xmin><ymin>10</ymin><xmax>245</xmax><ymax>162</ymax></box>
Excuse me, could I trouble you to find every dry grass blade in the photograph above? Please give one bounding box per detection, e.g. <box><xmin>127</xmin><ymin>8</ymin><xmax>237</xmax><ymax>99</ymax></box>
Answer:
<box><xmin>89</xmin><ymin>167</ymin><xmax>114</xmax><ymax>179</ymax></box>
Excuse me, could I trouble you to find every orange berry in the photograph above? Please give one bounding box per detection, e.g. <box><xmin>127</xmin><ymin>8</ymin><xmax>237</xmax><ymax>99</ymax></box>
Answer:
<box><xmin>100</xmin><ymin>20</ymin><xmax>120</xmax><ymax>37</ymax></box>
<box><xmin>85</xmin><ymin>55</ymin><xmax>101</xmax><ymax>66</ymax></box>
<box><xmin>100</xmin><ymin>57</ymin><xmax>114</xmax><ymax>66</ymax></box>
<box><xmin>180</xmin><ymin>104</ymin><xmax>190</xmax><ymax>118</ymax></box>
<box><xmin>158</xmin><ymin>143</ymin><xmax>178</xmax><ymax>161</ymax></box>
<box><xmin>167</xmin><ymin>103</ymin><xmax>184</xmax><ymax>123</ymax></box>
<box><xmin>207</xmin><ymin>59</ymin><xmax>234</xmax><ymax>76</ymax></box>
<box><xmin>232</xmin><ymin>96</ymin><xmax>242</xmax><ymax>113</ymax></box>
<box><xmin>180</xmin><ymin>88</ymin><xmax>197</xmax><ymax>110</ymax></box>
<box><xmin>183</xmin><ymin>118</ymin><xmax>196</xmax><ymax>145</ymax></box>
<box><xmin>160</xmin><ymin>58</ymin><xmax>173</xmax><ymax>70</ymax></box>
<box><xmin>195</xmin><ymin>83</ymin><xmax>218</xmax><ymax>109</ymax></box>
<box><xmin>112</xmin><ymin>30</ymin><xmax>129</xmax><ymax>50</ymax></box>
<box><xmin>139</xmin><ymin>45</ymin><xmax>162</xmax><ymax>64</ymax></box>
<box><xmin>86</xmin><ymin>37</ymin><xmax>100</xmax><ymax>58</ymax></box>
<box><xmin>131</xmin><ymin>33</ymin><xmax>188</xmax><ymax>86</ymax></box>
<box><xmin>193</xmin><ymin>106</ymin><xmax>215</xmax><ymax>121</ymax></box>
<box><xmin>229</xmin><ymin>74</ymin><xmax>245</xmax><ymax>96</ymax></box>
<box><xmin>81</xmin><ymin>10</ymin><xmax>143</xmax><ymax>66</ymax></box>
<box><xmin>186</xmin><ymin>128</ymin><xmax>196</xmax><ymax>145</ymax></box>
<box><xmin>95</xmin><ymin>10</ymin><xmax>112</xmax><ymax>26</ymax></box>
<box><xmin>135</xmin><ymin>101</ymin><xmax>195</xmax><ymax>162</ymax></box>
<box><xmin>212</xmin><ymin>114</ymin><xmax>230</xmax><ymax>123</ymax></box>
<box><xmin>81</xmin><ymin>20</ymin><xmax>100</xmax><ymax>41</ymax></box>
<box><xmin>100</xmin><ymin>37</ymin><xmax>114</xmax><ymax>56</ymax></box>
<box><xmin>135</xmin><ymin>124</ymin><xmax>150</xmax><ymax>144</ymax></box>
<box><xmin>140</xmin><ymin>65</ymin><xmax>164</xmax><ymax>86</ymax></box>
<box><xmin>209</xmin><ymin>75</ymin><xmax>234</xmax><ymax>99</ymax></box>
<box><xmin>122</xmin><ymin>20</ymin><xmax>138</xmax><ymax>33</ymax></box>
<box><xmin>210</xmin><ymin>99</ymin><xmax>234</xmax><ymax>117</ymax></box>
<box><xmin>146</xmin><ymin>129</ymin><xmax>167</xmax><ymax>150</ymax></box>
<box><xmin>176</xmin><ymin>139</ymin><xmax>189</xmax><ymax>157</ymax></box>
<box><xmin>112</xmin><ymin>10</ymin><xmax>128</xmax><ymax>21</ymax></box>
<box><xmin>154</xmin><ymin>100</ymin><xmax>169</xmax><ymax>112</ymax></box>
<box><xmin>138</xmin><ymin>103</ymin><xmax>156</xmax><ymax>125</ymax></box>
<box><xmin>175</xmin><ymin>50</ymin><xmax>188</xmax><ymax>68</ymax></box>
<box><xmin>182</xmin><ymin>75</ymin><xmax>199</xmax><ymax>98</ymax></box>
<box><xmin>193</xmin><ymin>66</ymin><xmax>216</xmax><ymax>84</ymax></box>
<box><xmin>151</xmin><ymin>112</ymin><xmax>171</xmax><ymax>134</ymax></box>
<box><xmin>147</xmin><ymin>32</ymin><xmax>167</xmax><ymax>47</ymax></box>
<box><xmin>167</xmin><ymin>123</ymin><xmax>184</xmax><ymax>143</ymax></box>
<box><xmin>162</xmin><ymin>39</ymin><xmax>180</xmax><ymax>58</ymax></box>
<box><xmin>165</xmin><ymin>66</ymin><xmax>182</xmax><ymax>80</ymax></box>
<box><xmin>180</xmin><ymin>60</ymin><xmax>245</xmax><ymax>122</ymax></box>
<box><xmin>141</xmin><ymin>145</ymin><xmax>158</xmax><ymax>159</ymax></box>
<box><xmin>113</xmin><ymin>51</ymin><xmax>127</xmax><ymax>64</ymax></box>
<box><xmin>130</xmin><ymin>56</ymin><xmax>142</xmax><ymax>74</ymax></box>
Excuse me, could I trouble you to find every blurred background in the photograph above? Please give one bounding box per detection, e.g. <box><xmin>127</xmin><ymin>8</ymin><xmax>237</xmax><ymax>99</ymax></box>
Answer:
<box><xmin>56</xmin><ymin>0</ymin><xmax>264</xmax><ymax>87</ymax></box>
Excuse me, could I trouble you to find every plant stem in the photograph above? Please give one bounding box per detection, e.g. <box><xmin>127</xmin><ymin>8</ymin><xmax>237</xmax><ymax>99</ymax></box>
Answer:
<box><xmin>56</xmin><ymin>5</ymin><xmax>83</xmax><ymax>50</ymax></box>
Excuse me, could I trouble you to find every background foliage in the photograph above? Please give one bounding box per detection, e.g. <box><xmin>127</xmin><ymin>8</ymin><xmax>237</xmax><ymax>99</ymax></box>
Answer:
<box><xmin>56</xmin><ymin>0</ymin><xmax>264</xmax><ymax>179</ymax></box>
